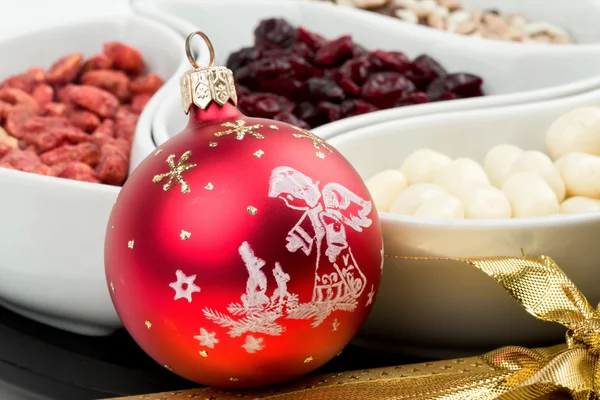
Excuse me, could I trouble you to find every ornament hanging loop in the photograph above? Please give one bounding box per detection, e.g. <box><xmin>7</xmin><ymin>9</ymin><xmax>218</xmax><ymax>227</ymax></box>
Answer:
<box><xmin>185</xmin><ymin>31</ymin><xmax>215</xmax><ymax>69</ymax></box>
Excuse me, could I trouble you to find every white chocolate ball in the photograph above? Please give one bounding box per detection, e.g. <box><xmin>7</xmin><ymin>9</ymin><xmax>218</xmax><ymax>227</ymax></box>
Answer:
<box><xmin>502</xmin><ymin>172</ymin><xmax>560</xmax><ymax>218</ymax></box>
<box><xmin>560</xmin><ymin>196</ymin><xmax>600</xmax><ymax>214</ymax></box>
<box><xmin>453</xmin><ymin>184</ymin><xmax>512</xmax><ymax>219</ymax></box>
<box><xmin>484</xmin><ymin>144</ymin><xmax>524</xmax><ymax>188</ymax></box>
<box><xmin>414</xmin><ymin>193</ymin><xmax>465</xmax><ymax>219</ymax></box>
<box><xmin>366</xmin><ymin>170</ymin><xmax>408</xmax><ymax>212</ymax></box>
<box><xmin>545</xmin><ymin>107</ymin><xmax>600</xmax><ymax>160</ymax></box>
<box><xmin>389</xmin><ymin>183</ymin><xmax>447</xmax><ymax>215</ymax></box>
<box><xmin>433</xmin><ymin>158</ymin><xmax>490</xmax><ymax>195</ymax></box>
<box><xmin>399</xmin><ymin>149</ymin><xmax>453</xmax><ymax>185</ymax></box>
<box><xmin>509</xmin><ymin>150</ymin><xmax>566</xmax><ymax>202</ymax></box>
<box><xmin>555</xmin><ymin>152</ymin><xmax>600</xmax><ymax>199</ymax></box>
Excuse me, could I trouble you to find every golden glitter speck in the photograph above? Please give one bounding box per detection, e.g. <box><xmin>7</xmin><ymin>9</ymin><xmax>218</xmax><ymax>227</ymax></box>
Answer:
<box><xmin>336</xmin><ymin>351</ymin><xmax>343</xmax><ymax>356</ymax></box>
<box><xmin>154</xmin><ymin>149</ymin><xmax>163</xmax><ymax>156</ymax></box>
<box><xmin>110</xmin><ymin>282</ymin><xmax>115</xmax><ymax>292</ymax></box>
<box><xmin>304</xmin><ymin>356</ymin><xmax>314</xmax><ymax>363</ymax></box>
<box><xmin>128</xmin><ymin>240</ymin><xmax>135</xmax><ymax>249</ymax></box>
<box><xmin>164</xmin><ymin>365</ymin><xmax>172</xmax><ymax>371</ymax></box>
<box><xmin>199</xmin><ymin>350</ymin><xmax>208</xmax><ymax>357</ymax></box>
<box><xmin>253</xmin><ymin>149</ymin><xmax>264</xmax><ymax>158</ymax></box>
<box><xmin>205</xmin><ymin>182</ymin><xmax>214</xmax><ymax>190</ymax></box>
<box><xmin>180</xmin><ymin>230</ymin><xmax>191</xmax><ymax>240</ymax></box>
<box><xmin>229</xmin><ymin>377</ymin><xmax>239</xmax><ymax>382</ymax></box>
<box><xmin>209</xmin><ymin>142</ymin><xmax>218</xmax><ymax>148</ymax></box>
<box><xmin>269</xmin><ymin>125</ymin><xmax>278</xmax><ymax>130</ymax></box>
<box><xmin>145</xmin><ymin>320</ymin><xmax>152</xmax><ymax>329</ymax></box>
<box><xmin>247</xmin><ymin>206</ymin><xmax>258</xmax><ymax>215</ymax></box>
<box><xmin>316</xmin><ymin>151</ymin><xmax>325</xmax><ymax>159</ymax></box>
<box><xmin>111</xmin><ymin>225</ymin><xmax>114</xmax><ymax>229</ymax></box>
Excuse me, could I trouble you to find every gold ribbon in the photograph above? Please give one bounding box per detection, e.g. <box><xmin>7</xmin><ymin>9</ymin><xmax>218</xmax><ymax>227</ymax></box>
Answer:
<box><xmin>112</xmin><ymin>255</ymin><xmax>600</xmax><ymax>400</ymax></box>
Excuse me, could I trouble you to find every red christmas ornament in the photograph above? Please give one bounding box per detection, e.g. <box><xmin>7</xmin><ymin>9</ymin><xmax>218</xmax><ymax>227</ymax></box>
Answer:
<box><xmin>104</xmin><ymin>32</ymin><xmax>383</xmax><ymax>389</ymax></box>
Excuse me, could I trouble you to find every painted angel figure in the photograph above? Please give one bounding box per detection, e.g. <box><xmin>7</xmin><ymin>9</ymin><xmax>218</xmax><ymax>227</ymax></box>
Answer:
<box><xmin>268</xmin><ymin>166</ymin><xmax>373</xmax><ymax>326</ymax></box>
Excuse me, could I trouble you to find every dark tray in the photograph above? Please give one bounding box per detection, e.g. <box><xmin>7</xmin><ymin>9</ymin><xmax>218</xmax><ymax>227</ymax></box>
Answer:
<box><xmin>0</xmin><ymin>306</ymin><xmax>422</xmax><ymax>400</ymax></box>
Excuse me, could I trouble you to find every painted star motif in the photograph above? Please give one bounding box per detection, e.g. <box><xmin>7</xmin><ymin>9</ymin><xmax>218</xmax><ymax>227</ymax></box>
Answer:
<box><xmin>215</xmin><ymin>120</ymin><xmax>264</xmax><ymax>140</ymax></box>
<box><xmin>291</xmin><ymin>126</ymin><xmax>333</xmax><ymax>155</ymax></box>
<box><xmin>194</xmin><ymin>328</ymin><xmax>219</xmax><ymax>349</ymax></box>
<box><xmin>332</xmin><ymin>319</ymin><xmax>340</xmax><ymax>332</ymax></box>
<box><xmin>152</xmin><ymin>151</ymin><xmax>197</xmax><ymax>194</ymax></box>
<box><xmin>366</xmin><ymin>285</ymin><xmax>375</xmax><ymax>306</ymax></box>
<box><xmin>242</xmin><ymin>335</ymin><xmax>264</xmax><ymax>353</ymax></box>
<box><xmin>169</xmin><ymin>270</ymin><xmax>201</xmax><ymax>302</ymax></box>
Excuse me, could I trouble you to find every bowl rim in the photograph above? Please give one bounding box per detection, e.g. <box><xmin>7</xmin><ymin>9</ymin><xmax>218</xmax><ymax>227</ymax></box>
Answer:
<box><xmin>0</xmin><ymin>13</ymin><xmax>188</xmax><ymax>193</ymax></box>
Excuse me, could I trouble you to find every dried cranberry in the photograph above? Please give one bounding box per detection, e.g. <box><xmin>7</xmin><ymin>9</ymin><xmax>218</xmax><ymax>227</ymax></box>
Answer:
<box><xmin>340</xmin><ymin>100</ymin><xmax>379</xmax><ymax>117</ymax></box>
<box><xmin>294</xmin><ymin>102</ymin><xmax>325</xmax><ymax>127</ymax></box>
<box><xmin>260</xmin><ymin>77</ymin><xmax>307</xmax><ymax>100</ymax></box>
<box><xmin>314</xmin><ymin>36</ymin><xmax>354</xmax><ymax>67</ymax></box>
<box><xmin>361</xmin><ymin>72</ymin><xmax>416</xmax><ymax>108</ymax></box>
<box><xmin>307</xmin><ymin>78</ymin><xmax>345</xmax><ymax>103</ymax></box>
<box><xmin>238</xmin><ymin>93</ymin><xmax>295</xmax><ymax>118</ymax></box>
<box><xmin>296</xmin><ymin>26</ymin><xmax>326</xmax><ymax>51</ymax></box>
<box><xmin>394</xmin><ymin>92</ymin><xmax>430</xmax><ymax>107</ymax></box>
<box><xmin>226</xmin><ymin>47</ymin><xmax>260</xmax><ymax>71</ymax></box>
<box><xmin>339</xmin><ymin>55</ymin><xmax>376</xmax><ymax>84</ymax></box>
<box><xmin>254</xmin><ymin>18</ymin><xmax>297</xmax><ymax>49</ymax></box>
<box><xmin>316</xmin><ymin>102</ymin><xmax>342</xmax><ymax>123</ymax></box>
<box><xmin>370</xmin><ymin>50</ymin><xmax>411</xmax><ymax>74</ymax></box>
<box><xmin>411</xmin><ymin>54</ymin><xmax>447</xmax><ymax>79</ymax></box>
<box><xmin>427</xmin><ymin>73</ymin><xmax>484</xmax><ymax>101</ymax></box>
<box><xmin>338</xmin><ymin>76</ymin><xmax>361</xmax><ymax>96</ymax></box>
<box><xmin>352</xmin><ymin>43</ymin><xmax>368</xmax><ymax>58</ymax></box>
<box><xmin>439</xmin><ymin>92</ymin><xmax>458</xmax><ymax>101</ymax></box>
<box><xmin>405</xmin><ymin>71</ymin><xmax>431</xmax><ymax>91</ymax></box>
<box><xmin>273</xmin><ymin>111</ymin><xmax>311</xmax><ymax>129</ymax></box>
<box><xmin>292</xmin><ymin>42</ymin><xmax>315</xmax><ymax>62</ymax></box>
<box><xmin>235</xmin><ymin>55</ymin><xmax>318</xmax><ymax>88</ymax></box>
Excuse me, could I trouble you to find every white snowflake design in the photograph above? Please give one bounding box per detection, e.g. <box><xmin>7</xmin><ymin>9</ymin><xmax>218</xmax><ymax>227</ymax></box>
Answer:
<box><xmin>242</xmin><ymin>335</ymin><xmax>264</xmax><ymax>353</ymax></box>
<box><xmin>194</xmin><ymin>328</ymin><xmax>219</xmax><ymax>348</ymax></box>
<box><xmin>169</xmin><ymin>270</ymin><xmax>201</xmax><ymax>303</ymax></box>
<box><xmin>202</xmin><ymin>166</ymin><xmax>374</xmax><ymax>339</ymax></box>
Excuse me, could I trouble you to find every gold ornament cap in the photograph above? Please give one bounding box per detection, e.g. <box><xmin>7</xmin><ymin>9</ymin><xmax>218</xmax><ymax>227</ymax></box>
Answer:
<box><xmin>180</xmin><ymin>32</ymin><xmax>238</xmax><ymax>114</ymax></box>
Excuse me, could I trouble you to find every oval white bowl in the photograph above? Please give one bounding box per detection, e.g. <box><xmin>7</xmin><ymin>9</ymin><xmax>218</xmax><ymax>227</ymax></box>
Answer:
<box><xmin>326</xmin><ymin>87</ymin><xmax>600</xmax><ymax>358</ymax></box>
<box><xmin>0</xmin><ymin>15</ymin><xmax>188</xmax><ymax>336</ymax></box>
<box><xmin>130</xmin><ymin>0</ymin><xmax>600</xmax><ymax>157</ymax></box>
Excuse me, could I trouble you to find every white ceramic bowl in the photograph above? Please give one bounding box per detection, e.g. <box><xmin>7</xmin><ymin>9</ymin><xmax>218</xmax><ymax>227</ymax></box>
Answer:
<box><xmin>327</xmin><ymin>87</ymin><xmax>600</xmax><ymax>359</ymax></box>
<box><xmin>129</xmin><ymin>0</ymin><xmax>600</xmax><ymax>157</ymax></box>
<box><xmin>0</xmin><ymin>15</ymin><xmax>188</xmax><ymax>336</ymax></box>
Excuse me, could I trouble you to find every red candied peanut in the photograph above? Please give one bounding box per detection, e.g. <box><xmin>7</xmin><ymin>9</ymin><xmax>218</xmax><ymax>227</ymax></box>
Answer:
<box><xmin>0</xmin><ymin>126</ymin><xmax>18</xmax><ymax>148</ymax></box>
<box><xmin>0</xmin><ymin>143</ymin><xmax>11</xmax><ymax>158</ymax></box>
<box><xmin>130</xmin><ymin>73</ymin><xmax>163</xmax><ymax>95</ymax></box>
<box><xmin>91</xmin><ymin>134</ymin><xmax>130</xmax><ymax>155</ymax></box>
<box><xmin>57</xmin><ymin>161</ymin><xmax>101</xmax><ymax>183</ymax></box>
<box><xmin>41</xmin><ymin>102</ymin><xmax>67</xmax><ymax>117</ymax></box>
<box><xmin>0</xmin><ymin>148</ymin><xmax>42</xmax><ymax>172</ymax></box>
<box><xmin>96</xmin><ymin>143</ymin><xmax>128</xmax><ymax>185</ymax></box>
<box><xmin>5</xmin><ymin>105</ymin><xmax>36</xmax><ymax>138</ymax></box>
<box><xmin>31</xmin><ymin>84</ymin><xmax>54</xmax><ymax>108</ymax></box>
<box><xmin>28</xmin><ymin>68</ymin><xmax>46</xmax><ymax>84</ymax></box>
<box><xmin>47</xmin><ymin>53</ymin><xmax>83</xmax><ymax>85</ymax></box>
<box><xmin>70</xmin><ymin>85</ymin><xmax>119</xmax><ymax>118</ymax></box>
<box><xmin>25</xmin><ymin>129</ymin><xmax>88</xmax><ymax>153</ymax></box>
<box><xmin>81</xmin><ymin>53</ymin><xmax>113</xmax><ymax>73</ymax></box>
<box><xmin>0</xmin><ymin>100</ymin><xmax>12</xmax><ymax>120</ymax></box>
<box><xmin>56</xmin><ymin>84</ymin><xmax>76</xmax><ymax>104</ymax></box>
<box><xmin>69</xmin><ymin>110</ymin><xmax>100</xmax><ymax>132</ymax></box>
<box><xmin>104</xmin><ymin>42</ymin><xmax>146</xmax><ymax>74</ymax></box>
<box><xmin>31</xmin><ymin>164</ymin><xmax>57</xmax><ymax>176</ymax></box>
<box><xmin>130</xmin><ymin>94</ymin><xmax>152</xmax><ymax>114</ymax></box>
<box><xmin>0</xmin><ymin>88</ymin><xmax>39</xmax><ymax>113</ymax></box>
<box><xmin>92</xmin><ymin>118</ymin><xmax>116</xmax><ymax>138</ymax></box>
<box><xmin>0</xmin><ymin>72</ymin><xmax>38</xmax><ymax>93</ymax></box>
<box><xmin>81</xmin><ymin>70</ymin><xmax>132</xmax><ymax>101</ymax></box>
<box><xmin>115</xmin><ymin>106</ymin><xmax>139</xmax><ymax>142</ymax></box>
<box><xmin>23</xmin><ymin>116</ymin><xmax>72</xmax><ymax>132</ymax></box>
<box><xmin>40</xmin><ymin>142</ymin><xmax>101</xmax><ymax>167</ymax></box>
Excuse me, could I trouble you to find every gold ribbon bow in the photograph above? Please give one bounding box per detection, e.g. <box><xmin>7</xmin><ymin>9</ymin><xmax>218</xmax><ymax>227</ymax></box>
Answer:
<box><xmin>113</xmin><ymin>255</ymin><xmax>600</xmax><ymax>400</ymax></box>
